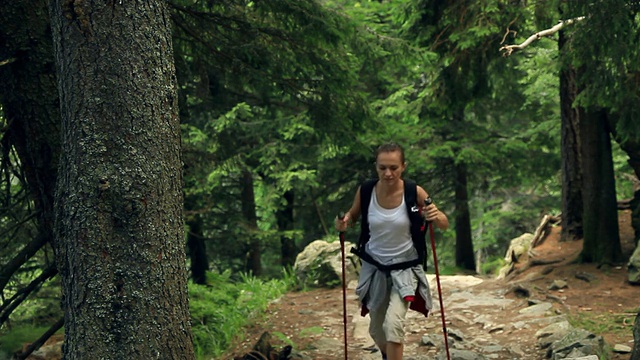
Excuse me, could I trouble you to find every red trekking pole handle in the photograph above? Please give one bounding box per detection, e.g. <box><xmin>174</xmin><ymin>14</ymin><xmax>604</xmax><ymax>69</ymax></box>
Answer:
<box><xmin>424</xmin><ymin>198</ymin><xmax>451</xmax><ymax>360</ymax></box>
<box><xmin>337</xmin><ymin>212</ymin><xmax>348</xmax><ymax>360</ymax></box>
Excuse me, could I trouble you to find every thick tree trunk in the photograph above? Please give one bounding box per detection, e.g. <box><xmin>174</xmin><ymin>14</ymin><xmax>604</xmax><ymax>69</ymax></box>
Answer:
<box><xmin>241</xmin><ymin>170</ymin><xmax>261</xmax><ymax>276</ymax></box>
<box><xmin>580</xmin><ymin>110</ymin><xmax>623</xmax><ymax>265</ymax></box>
<box><xmin>632</xmin><ymin>312</ymin><xmax>640</xmax><ymax>360</ymax></box>
<box><xmin>187</xmin><ymin>215</ymin><xmax>208</xmax><ymax>285</ymax></box>
<box><xmin>559</xmin><ymin>30</ymin><xmax>584</xmax><ymax>242</ymax></box>
<box><xmin>49</xmin><ymin>1</ymin><xmax>195</xmax><ymax>358</ymax></box>
<box><xmin>607</xmin><ymin>114</ymin><xmax>640</xmax><ymax>244</ymax></box>
<box><xmin>454</xmin><ymin>162</ymin><xmax>476</xmax><ymax>271</ymax></box>
<box><xmin>277</xmin><ymin>190</ymin><xmax>296</xmax><ymax>267</ymax></box>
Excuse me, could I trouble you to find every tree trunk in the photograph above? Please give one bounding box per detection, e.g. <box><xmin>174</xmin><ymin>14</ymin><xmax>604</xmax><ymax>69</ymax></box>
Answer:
<box><xmin>187</xmin><ymin>215</ymin><xmax>208</xmax><ymax>285</ymax></box>
<box><xmin>277</xmin><ymin>190</ymin><xmax>296</xmax><ymax>267</ymax></box>
<box><xmin>607</xmin><ymin>113</ymin><xmax>640</xmax><ymax>244</ymax></box>
<box><xmin>579</xmin><ymin>109</ymin><xmax>623</xmax><ymax>265</ymax></box>
<box><xmin>632</xmin><ymin>312</ymin><xmax>640</xmax><ymax>360</ymax></box>
<box><xmin>49</xmin><ymin>1</ymin><xmax>195</xmax><ymax>358</ymax></box>
<box><xmin>241</xmin><ymin>170</ymin><xmax>261</xmax><ymax>276</ymax></box>
<box><xmin>454</xmin><ymin>162</ymin><xmax>476</xmax><ymax>271</ymax></box>
<box><xmin>559</xmin><ymin>30</ymin><xmax>584</xmax><ymax>242</ymax></box>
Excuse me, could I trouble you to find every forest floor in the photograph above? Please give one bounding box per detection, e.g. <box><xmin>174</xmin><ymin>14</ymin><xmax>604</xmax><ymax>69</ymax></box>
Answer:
<box><xmin>224</xmin><ymin>210</ymin><xmax>639</xmax><ymax>360</ymax></box>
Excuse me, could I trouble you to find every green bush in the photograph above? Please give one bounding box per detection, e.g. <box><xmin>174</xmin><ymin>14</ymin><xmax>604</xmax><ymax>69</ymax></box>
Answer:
<box><xmin>480</xmin><ymin>256</ymin><xmax>506</xmax><ymax>275</ymax></box>
<box><xmin>0</xmin><ymin>325</ymin><xmax>61</xmax><ymax>356</ymax></box>
<box><xmin>189</xmin><ymin>269</ymin><xmax>295</xmax><ymax>359</ymax></box>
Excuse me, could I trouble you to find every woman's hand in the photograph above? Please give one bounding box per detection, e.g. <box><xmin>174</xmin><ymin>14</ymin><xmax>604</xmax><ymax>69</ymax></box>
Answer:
<box><xmin>422</xmin><ymin>203</ymin><xmax>441</xmax><ymax>223</ymax></box>
<box><xmin>421</xmin><ymin>201</ymin><xmax>449</xmax><ymax>230</ymax></box>
<box><xmin>335</xmin><ymin>213</ymin><xmax>350</xmax><ymax>232</ymax></box>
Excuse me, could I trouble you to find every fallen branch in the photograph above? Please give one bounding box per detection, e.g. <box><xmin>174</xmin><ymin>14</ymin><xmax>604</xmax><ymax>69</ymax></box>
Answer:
<box><xmin>0</xmin><ymin>264</ymin><xmax>57</xmax><ymax>327</ymax></box>
<box><xmin>0</xmin><ymin>230</ymin><xmax>50</xmax><ymax>293</ymax></box>
<box><xmin>500</xmin><ymin>17</ymin><xmax>586</xmax><ymax>56</ymax></box>
<box><xmin>13</xmin><ymin>317</ymin><xmax>64</xmax><ymax>360</ymax></box>
<box><xmin>529</xmin><ymin>214</ymin><xmax>561</xmax><ymax>253</ymax></box>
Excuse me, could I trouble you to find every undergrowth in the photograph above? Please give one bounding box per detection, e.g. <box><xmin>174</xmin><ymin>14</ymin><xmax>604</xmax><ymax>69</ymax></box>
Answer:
<box><xmin>190</xmin><ymin>268</ymin><xmax>297</xmax><ymax>359</ymax></box>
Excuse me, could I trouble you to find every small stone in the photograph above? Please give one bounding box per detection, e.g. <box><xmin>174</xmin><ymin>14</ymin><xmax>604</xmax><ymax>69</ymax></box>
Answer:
<box><xmin>548</xmin><ymin>280</ymin><xmax>568</xmax><ymax>290</ymax></box>
<box><xmin>613</xmin><ymin>344</ymin><xmax>632</xmax><ymax>353</ymax></box>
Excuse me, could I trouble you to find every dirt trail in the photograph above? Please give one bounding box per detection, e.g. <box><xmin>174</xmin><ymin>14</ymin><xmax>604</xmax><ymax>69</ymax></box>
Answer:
<box><xmin>226</xmin><ymin>211</ymin><xmax>639</xmax><ymax>360</ymax></box>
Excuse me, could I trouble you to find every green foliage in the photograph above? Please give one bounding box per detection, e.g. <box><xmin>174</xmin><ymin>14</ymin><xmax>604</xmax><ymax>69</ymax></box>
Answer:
<box><xmin>189</xmin><ymin>270</ymin><xmax>294</xmax><ymax>358</ymax></box>
<box><xmin>0</xmin><ymin>325</ymin><xmax>62</xmax><ymax>355</ymax></box>
<box><xmin>480</xmin><ymin>256</ymin><xmax>506</xmax><ymax>276</ymax></box>
<box><xmin>612</xmin><ymin>140</ymin><xmax>637</xmax><ymax>201</ymax></box>
<box><xmin>298</xmin><ymin>326</ymin><xmax>324</xmax><ymax>337</ymax></box>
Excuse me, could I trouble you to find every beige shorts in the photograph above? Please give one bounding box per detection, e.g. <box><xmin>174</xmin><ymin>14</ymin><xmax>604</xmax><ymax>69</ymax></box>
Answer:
<box><xmin>368</xmin><ymin>274</ymin><xmax>418</xmax><ymax>344</ymax></box>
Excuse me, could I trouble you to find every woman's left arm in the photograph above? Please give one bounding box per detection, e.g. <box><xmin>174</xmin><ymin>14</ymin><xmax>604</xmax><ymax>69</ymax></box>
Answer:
<box><xmin>417</xmin><ymin>186</ymin><xmax>449</xmax><ymax>230</ymax></box>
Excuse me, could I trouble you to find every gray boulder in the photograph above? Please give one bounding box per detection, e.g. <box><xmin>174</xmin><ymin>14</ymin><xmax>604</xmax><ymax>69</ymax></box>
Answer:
<box><xmin>547</xmin><ymin>328</ymin><xmax>605</xmax><ymax>360</ymax></box>
<box><xmin>436</xmin><ymin>349</ymin><xmax>487</xmax><ymax>360</ymax></box>
<box><xmin>497</xmin><ymin>233</ymin><xmax>534</xmax><ymax>279</ymax></box>
<box><xmin>536</xmin><ymin>320</ymin><xmax>572</xmax><ymax>348</ymax></box>
<box><xmin>293</xmin><ymin>239</ymin><xmax>359</xmax><ymax>288</ymax></box>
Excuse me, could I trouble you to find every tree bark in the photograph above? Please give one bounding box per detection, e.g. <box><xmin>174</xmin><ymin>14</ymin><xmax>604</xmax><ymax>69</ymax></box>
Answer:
<box><xmin>607</xmin><ymin>113</ymin><xmax>640</xmax><ymax>244</ymax></box>
<box><xmin>632</xmin><ymin>312</ymin><xmax>640</xmax><ymax>360</ymax></box>
<box><xmin>49</xmin><ymin>1</ymin><xmax>194</xmax><ymax>358</ymax></box>
<box><xmin>579</xmin><ymin>109</ymin><xmax>623</xmax><ymax>265</ymax></box>
<box><xmin>454</xmin><ymin>161</ymin><xmax>476</xmax><ymax>271</ymax></box>
<box><xmin>277</xmin><ymin>190</ymin><xmax>296</xmax><ymax>267</ymax></box>
<box><xmin>559</xmin><ymin>29</ymin><xmax>584</xmax><ymax>242</ymax></box>
<box><xmin>241</xmin><ymin>170</ymin><xmax>261</xmax><ymax>276</ymax></box>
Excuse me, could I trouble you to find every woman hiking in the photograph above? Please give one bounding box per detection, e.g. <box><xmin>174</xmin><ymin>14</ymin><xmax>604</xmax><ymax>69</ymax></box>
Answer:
<box><xmin>335</xmin><ymin>142</ymin><xmax>449</xmax><ymax>360</ymax></box>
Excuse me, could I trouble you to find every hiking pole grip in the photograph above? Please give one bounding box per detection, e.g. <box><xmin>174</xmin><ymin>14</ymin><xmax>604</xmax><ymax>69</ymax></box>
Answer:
<box><xmin>337</xmin><ymin>212</ymin><xmax>346</xmax><ymax>239</ymax></box>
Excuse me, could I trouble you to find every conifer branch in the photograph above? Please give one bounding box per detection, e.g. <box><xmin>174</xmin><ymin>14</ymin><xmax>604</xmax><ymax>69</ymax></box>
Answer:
<box><xmin>500</xmin><ymin>16</ymin><xmax>585</xmax><ymax>56</ymax></box>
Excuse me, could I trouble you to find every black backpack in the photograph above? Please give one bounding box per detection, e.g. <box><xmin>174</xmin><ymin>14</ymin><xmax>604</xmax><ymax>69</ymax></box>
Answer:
<box><xmin>350</xmin><ymin>178</ymin><xmax>428</xmax><ymax>271</ymax></box>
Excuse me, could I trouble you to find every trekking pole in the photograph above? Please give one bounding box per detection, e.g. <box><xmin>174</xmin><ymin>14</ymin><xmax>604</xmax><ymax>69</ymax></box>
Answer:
<box><xmin>425</xmin><ymin>198</ymin><xmax>451</xmax><ymax>360</ymax></box>
<box><xmin>337</xmin><ymin>212</ymin><xmax>349</xmax><ymax>360</ymax></box>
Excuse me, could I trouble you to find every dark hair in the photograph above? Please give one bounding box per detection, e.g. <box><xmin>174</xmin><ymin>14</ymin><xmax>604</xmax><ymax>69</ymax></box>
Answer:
<box><xmin>375</xmin><ymin>142</ymin><xmax>405</xmax><ymax>163</ymax></box>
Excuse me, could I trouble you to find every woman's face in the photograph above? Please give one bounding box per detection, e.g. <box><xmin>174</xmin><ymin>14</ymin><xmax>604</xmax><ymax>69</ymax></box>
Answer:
<box><xmin>375</xmin><ymin>150</ymin><xmax>406</xmax><ymax>184</ymax></box>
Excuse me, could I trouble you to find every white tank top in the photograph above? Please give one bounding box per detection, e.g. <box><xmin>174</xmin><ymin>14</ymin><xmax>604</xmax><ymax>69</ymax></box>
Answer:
<box><xmin>366</xmin><ymin>188</ymin><xmax>413</xmax><ymax>262</ymax></box>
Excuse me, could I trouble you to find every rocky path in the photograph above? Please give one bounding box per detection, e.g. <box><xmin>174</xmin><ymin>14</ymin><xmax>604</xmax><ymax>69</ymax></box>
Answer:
<box><xmin>275</xmin><ymin>275</ymin><xmax>552</xmax><ymax>360</ymax></box>
<box><xmin>229</xmin><ymin>224</ymin><xmax>639</xmax><ymax>360</ymax></box>
<box><xmin>230</xmin><ymin>270</ymin><xmax>635</xmax><ymax>360</ymax></box>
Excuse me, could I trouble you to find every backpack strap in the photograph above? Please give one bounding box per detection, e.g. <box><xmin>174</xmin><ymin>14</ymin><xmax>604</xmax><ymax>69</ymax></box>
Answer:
<box><xmin>353</xmin><ymin>179</ymin><xmax>377</xmax><ymax>256</ymax></box>
<box><xmin>350</xmin><ymin>178</ymin><xmax>428</xmax><ymax>271</ymax></box>
<box><xmin>403</xmin><ymin>179</ymin><xmax>428</xmax><ymax>269</ymax></box>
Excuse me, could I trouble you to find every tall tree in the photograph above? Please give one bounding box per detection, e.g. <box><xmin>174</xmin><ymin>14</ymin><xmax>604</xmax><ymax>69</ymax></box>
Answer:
<box><xmin>580</xmin><ymin>110</ymin><xmax>622</xmax><ymax>263</ymax></box>
<box><xmin>49</xmin><ymin>1</ymin><xmax>195</xmax><ymax>358</ymax></box>
<box><xmin>394</xmin><ymin>0</ymin><xmax>528</xmax><ymax>270</ymax></box>
<box><xmin>500</xmin><ymin>0</ymin><xmax>638</xmax><ymax>263</ymax></box>
<box><xmin>172</xmin><ymin>0</ymin><xmax>375</xmax><ymax>272</ymax></box>
<box><xmin>241</xmin><ymin>169</ymin><xmax>261</xmax><ymax>276</ymax></box>
<box><xmin>558</xmin><ymin>29</ymin><xmax>584</xmax><ymax>242</ymax></box>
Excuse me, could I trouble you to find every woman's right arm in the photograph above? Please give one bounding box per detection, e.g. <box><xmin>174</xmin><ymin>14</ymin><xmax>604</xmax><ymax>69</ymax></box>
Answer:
<box><xmin>335</xmin><ymin>186</ymin><xmax>361</xmax><ymax>231</ymax></box>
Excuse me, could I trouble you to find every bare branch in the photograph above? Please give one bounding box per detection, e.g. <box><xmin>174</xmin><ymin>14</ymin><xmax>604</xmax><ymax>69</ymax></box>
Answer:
<box><xmin>0</xmin><ymin>231</ymin><xmax>49</xmax><ymax>292</ymax></box>
<box><xmin>0</xmin><ymin>58</ymin><xmax>16</xmax><ymax>67</ymax></box>
<box><xmin>500</xmin><ymin>16</ymin><xmax>586</xmax><ymax>56</ymax></box>
<box><xmin>0</xmin><ymin>264</ymin><xmax>57</xmax><ymax>326</ymax></box>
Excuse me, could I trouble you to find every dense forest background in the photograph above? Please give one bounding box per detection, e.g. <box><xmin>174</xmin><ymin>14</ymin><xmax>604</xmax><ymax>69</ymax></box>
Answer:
<box><xmin>0</xmin><ymin>0</ymin><xmax>639</xmax><ymax>358</ymax></box>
